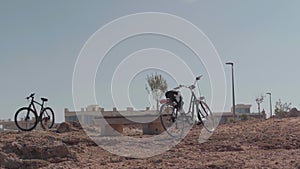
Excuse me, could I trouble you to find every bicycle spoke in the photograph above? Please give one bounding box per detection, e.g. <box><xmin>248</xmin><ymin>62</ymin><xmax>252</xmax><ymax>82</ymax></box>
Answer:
<box><xmin>14</xmin><ymin>108</ymin><xmax>37</xmax><ymax>131</ymax></box>
<box><xmin>160</xmin><ymin>103</ymin><xmax>185</xmax><ymax>138</ymax></box>
<box><xmin>40</xmin><ymin>107</ymin><xmax>55</xmax><ymax>130</ymax></box>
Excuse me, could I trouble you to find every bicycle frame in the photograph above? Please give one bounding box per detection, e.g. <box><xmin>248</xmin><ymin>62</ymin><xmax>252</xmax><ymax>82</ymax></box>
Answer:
<box><xmin>28</xmin><ymin>98</ymin><xmax>45</xmax><ymax>119</ymax></box>
<box><xmin>187</xmin><ymin>90</ymin><xmax>198</xmax><ymax>115</ymax></box>
<box><xmin>174</xmin><ymin>76</ymin><xmax>204</xmax><ymax>120</ymax></box>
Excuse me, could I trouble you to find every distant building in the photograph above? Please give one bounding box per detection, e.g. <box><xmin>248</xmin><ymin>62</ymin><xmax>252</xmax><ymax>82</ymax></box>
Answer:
<box><xmin>220</xmin><ymin>103</ymin><xmax>265</xmax><ymax>122</ymax></box>
<box><xmin>0</xmin><ymin>119</ymin><xmax>18</xmax><ymax>130</ymax></box>
<box><xmin>233</xmin><ymin>104</ymin><xmax>252</xmax><ymax>114</ymax></box>
<box><xmin>0</xmin><ymin>118</ymin><xmax>52</xmax><ymax>131</ymax></box>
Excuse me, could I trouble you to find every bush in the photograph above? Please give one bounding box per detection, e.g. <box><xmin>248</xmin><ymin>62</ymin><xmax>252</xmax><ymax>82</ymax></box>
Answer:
<box><xmin>240</xmin><ymin>114</ymin><xmax>248</xmax><ymax>121</ymax></box>
<box><xmin>228</xmin><ymin>118</ymin><xmax>235</xmax><ymax>123</ymax></box>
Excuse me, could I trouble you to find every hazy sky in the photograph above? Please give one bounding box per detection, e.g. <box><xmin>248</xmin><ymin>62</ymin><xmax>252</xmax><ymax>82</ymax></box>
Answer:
<box><xmin>1</xmin><ymin>1</ymin><xmax>300</xmax><ymax>122</ymax></box>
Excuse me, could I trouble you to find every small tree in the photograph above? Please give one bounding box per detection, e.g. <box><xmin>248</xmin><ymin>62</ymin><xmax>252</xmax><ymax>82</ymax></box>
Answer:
<box><xmin>255</xmin><ymin>95</ymin><xmax>264</xmax><ymax>114</ymax></box>
<box><xmin>274</xmin><ymin>99</ymin><xmax>292</xmax><ymax>116</ymax></box>
<box><xmin>146</xmin><ymin>73</ymin><xmax>168</xmax><ymax>111</ymax></box>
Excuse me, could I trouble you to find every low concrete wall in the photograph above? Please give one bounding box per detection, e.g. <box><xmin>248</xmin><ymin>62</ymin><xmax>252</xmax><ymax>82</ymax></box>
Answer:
<box><xmin>142</xmin><ymin>122</ymin><xmax>164</xmax><ymax>135</ymax></box>
<box><xmin>101</xmin><ymin>124</ymin><xmax>124</xmax><ymax>136</ymax></box>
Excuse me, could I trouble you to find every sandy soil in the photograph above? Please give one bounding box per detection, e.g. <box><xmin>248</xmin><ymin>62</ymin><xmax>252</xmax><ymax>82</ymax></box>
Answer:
<box><xmin>1</xmin><ymin>117</ymin><xmax>300</xmax><ymax>169</ymax></box>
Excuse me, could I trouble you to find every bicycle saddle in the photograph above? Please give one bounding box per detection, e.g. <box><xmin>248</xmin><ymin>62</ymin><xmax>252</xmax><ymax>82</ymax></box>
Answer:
<box><xmin>41</xmin><ymin>98</ymin><xmax>48</xmax><ymax>102</ymax></box>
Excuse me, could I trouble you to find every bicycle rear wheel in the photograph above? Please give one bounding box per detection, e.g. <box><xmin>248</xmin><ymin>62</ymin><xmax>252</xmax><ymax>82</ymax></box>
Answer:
<box><xmin>40</xmin><ymin>107</ymin><xmax>55</xmax><ymax>130</ymax></box>
<box><xmin>14</xmin><ymin>107</ymin><xmax>38</xmax><ymax>131</ymax></box>
<box><xmin>159</xmin><ymin>102</ymin><xmax>184</xmax><ymax>138</ymax></box>
<box><xmin>198</xmin><ymin>101</ymin><xmax>215</xmax><ymax>132</ymax></box>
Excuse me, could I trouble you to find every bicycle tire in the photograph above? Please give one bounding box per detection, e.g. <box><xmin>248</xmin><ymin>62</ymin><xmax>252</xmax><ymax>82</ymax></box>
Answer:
<box><xmin>14</xmin><ymin>107</ymin><xmax>38</xmax><ymax>131</ymax></box>
<box><xmin>40</xmin><ymin>107</ymin><xmax>55</xmax><ymax>130</ymax></box>
<box><xmin>186</xmin><ymin>111</ymin><xmax>195</xmax><ymax>125</ymax></box>
<box><xmin>159</xmin><ymin>102</ymin><xmax>184</xmax><ymax>138</ymax></box>
<box><xmin>198</xmin><ymin>101</ymin><xmax>215</xmax><ymax>132</ymax></box>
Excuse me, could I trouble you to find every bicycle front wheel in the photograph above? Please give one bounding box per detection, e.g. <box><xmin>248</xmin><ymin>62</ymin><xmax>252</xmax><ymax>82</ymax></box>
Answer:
<box><xmin>199</xmin><ymin>101</ymin><xmax>215</xmax><ymax>132</ymax></box>
<box><xmin>14</xmin><ymin>107</ymin><xmax>38</xmax><ymax>131</ymax></box>
<box><xmin>159</xmin><ymin>102</ymin><xmax>184</xmax><ymax>138</ymax></box>
<box><xmin>40</xmin><ymin>107</ymin><xmax>55</xmax><ymax>130</ymax></box>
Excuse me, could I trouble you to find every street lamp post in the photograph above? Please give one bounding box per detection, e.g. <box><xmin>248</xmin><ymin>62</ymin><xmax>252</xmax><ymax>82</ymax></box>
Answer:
<box><xmin>226</xmin><ymin>62</ymin><xmax>236</xmax><ymax>119</ymax></box>
<box><xmin>266</xmin><ymin>92</ymin><xmax>272</xmax><ymax>117</ymax></box>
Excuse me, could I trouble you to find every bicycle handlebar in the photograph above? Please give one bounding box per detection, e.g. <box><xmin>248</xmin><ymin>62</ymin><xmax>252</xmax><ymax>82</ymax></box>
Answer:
<box><xmin>173</xmin><ymin>85</ymin><xmax>182</xmax><ymax>90</ymax></box>
<box><xmin>196</xmin><ymin>75</ymin><xmax>203</xmax><ymax>81</ymax></box>
<box><xmin>174</xmin><ymin>84</ymin><xmax>195</xmax><ymax>90</ymax></box>
<box><xmin>26</xmin><ymin>93</ymin><xmax>35</xmax><ymax>100</ymax></box>
<box><xmin>173</xmin><ymin>75</ymin><xmax>203</xmax><ymax>90</ymax></box>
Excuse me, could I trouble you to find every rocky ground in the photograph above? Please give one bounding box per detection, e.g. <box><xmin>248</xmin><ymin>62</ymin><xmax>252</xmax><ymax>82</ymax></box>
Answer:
<box><xmin>1</xmin><ymin>117</ymin><xmax>300</xmax><ymax>169</ymax></box>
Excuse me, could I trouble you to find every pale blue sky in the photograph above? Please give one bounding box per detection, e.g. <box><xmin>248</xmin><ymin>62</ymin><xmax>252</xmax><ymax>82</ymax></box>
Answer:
<box><xmin>1</xmin><ymin>1</ymin><xmax>300</xmax><ymax>122</ymax></box>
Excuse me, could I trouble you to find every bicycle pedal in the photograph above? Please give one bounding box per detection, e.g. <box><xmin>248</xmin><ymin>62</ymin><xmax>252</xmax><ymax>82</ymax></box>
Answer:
<box><xmin>196</xmin><ymin>122</ymin><xmax>202</xmax><ymax>125</ymax></box>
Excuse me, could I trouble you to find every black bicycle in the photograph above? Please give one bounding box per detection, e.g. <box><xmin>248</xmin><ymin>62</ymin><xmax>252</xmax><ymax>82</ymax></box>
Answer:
<box><xmin>14</xmin><ymin>93</ymin><xmax>55</xmax><ymax>131</ymax></box>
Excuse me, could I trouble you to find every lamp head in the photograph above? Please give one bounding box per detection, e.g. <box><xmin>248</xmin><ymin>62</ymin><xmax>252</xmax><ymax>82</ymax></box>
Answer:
<box><xmin>226</xmin><ymin>62</ymin><xmax>233</xmax><ymax>66</ymax></box>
